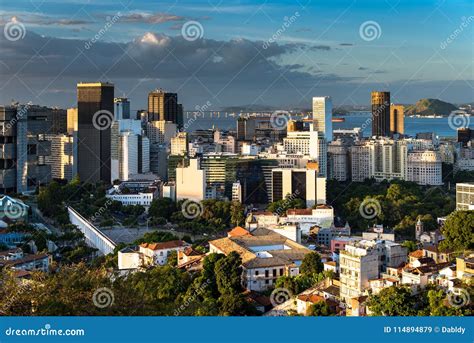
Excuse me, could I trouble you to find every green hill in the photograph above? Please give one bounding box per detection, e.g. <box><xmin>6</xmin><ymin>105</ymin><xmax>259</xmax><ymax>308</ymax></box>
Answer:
<box><xmin>405</xmin><ymin>98</ymin><xmax>457</xmax><ymax>116</ymax></box>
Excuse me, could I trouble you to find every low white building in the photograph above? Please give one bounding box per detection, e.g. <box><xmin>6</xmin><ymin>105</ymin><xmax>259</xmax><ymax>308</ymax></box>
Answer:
<box><xmin>106</xmin><ymin>178</ymin><xmax>160</xmax><ymax>207</ymax></box>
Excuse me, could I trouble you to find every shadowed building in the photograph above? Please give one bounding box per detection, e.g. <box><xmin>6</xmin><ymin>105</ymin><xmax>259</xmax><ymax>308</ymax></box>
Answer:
<box><xmin>371</xmin><ymin>91</ymin><xmax>390</xmax><ymax>137</ymax></box>
<box><xmin>77</xmin><ymin>82</ymin><xmax>114</xmax><ymax>183</ymax></box>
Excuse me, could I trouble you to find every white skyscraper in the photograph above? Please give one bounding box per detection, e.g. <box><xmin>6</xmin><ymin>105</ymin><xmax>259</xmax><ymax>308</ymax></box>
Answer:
<box><xmin>312</xmin><ymin>96</ymin><xmax>333</xmax><ymax>142</ymax></box>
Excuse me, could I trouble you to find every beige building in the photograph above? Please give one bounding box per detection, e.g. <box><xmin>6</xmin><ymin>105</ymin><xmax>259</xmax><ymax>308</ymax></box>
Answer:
<box><xmin>170</xmin><ymin>132</ymin><xmax>188</xmax><ymax>155</ymax></box>
<box><xmin>456</xmin><ymin>183</ymin><xmax>474</xmax><ymax>210</ymax></box>
<box><xmin>146</xmin><ymin>120</ymin><xmax>177</xmax><ymax>144</ymax></box>
<box><xmin>44</xmin><ymin>134</ymin><xmax>77</xmax><ymax>181</ymax></box>
<box><xmin>176</xmin><ymin>158</ymin><xmax>206</xmax><ymax>201</ymax></box>
<box><xmin>390</xmin><ymin>104</ymin><xmax>404</xmax><ymax>135</ymax></box>
<box><xmin>406</xmin><ymin>150</ymin><xmax>442</xmax><ymax>185</ymax></box>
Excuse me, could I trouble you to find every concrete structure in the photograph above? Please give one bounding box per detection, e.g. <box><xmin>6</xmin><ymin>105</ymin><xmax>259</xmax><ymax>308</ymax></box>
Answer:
<box><xmin>146</xmin><ymin>120</ymin><xmax>177</xmax><ymax>144</ymax></box>
<box><xmin>456</xmin><ymin>183</ymin><xmax>474</xmax><ymax>210</ymax></box>
<box><xmin>271</xmin><ymin>165</ymin><xmax>326</xmax><ymax>207</ymax></box>
<box><xmin>232</xmin><ymin>181</ymin><xmax>242</xmax><ymax>202</ymax></box>
<box><xmin>68</xmin><ymin>207</ymin><xmax>116</xmax><ymax>255</ymax></box>
<box><xmin>328</xmin><ymin>139</ymin><xmax>349</xmax><ymax>181</ymax></box>
<box><xmin>170</xmin><ymin>132</ymin><xmax>188</xmax><ymax>155</ymax></box>
<box><xmin>312</xmin><ymin>96</ymin><xmax>333</xmax><ymax>141</ymax></box>
<box><xmin>114</xmin><ymin>97</ymin><xmax>131</xmax><ymax>120</ymax></box>
<box><xmin>406</xmin><ymin>150</ymin><xmax>442</xmax><ymax>185</ymax></box>
<box><xmin>147</xmin><ymin>89</ymin><xmax>179</xmax><ymax>123</ymax></box>
<box><xmin>176</xmin><ymin>158</ymin><xmax>206</xmax><ymax>201</ymax></box>
<box><xmin>44</xmin><ymin>134</ymin><xmax>77</xmax><ymax>181</ymax></box>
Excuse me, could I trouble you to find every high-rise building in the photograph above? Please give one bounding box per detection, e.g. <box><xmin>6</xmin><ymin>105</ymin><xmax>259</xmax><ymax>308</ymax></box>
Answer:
<box><xmin>114</xmin><ymin>98</ymin><xmax>131</xmax><ymax>120</ymax></box>
<box><xmin>390</xmin><ymin>104</ymin><xmax>404</xmax><ymax>136</ymax></box>
<box><xmin>328</xmin><ymin>139</ymin><xmax>349</xmax><ymax>181</ymax></box>
<box><xmin>312</xmin><ymin>96</ymin><xmax>333</xmax><ymax>141</ymax></box>
<box><xmin>147</xmin><ymin>89</ymin><xmax>178</xmax><ymax>123</ymax></box>
<box><xmin>177</xmin><ymin>103</ymin><xmax>184</xmax><ymax>129</ymax></box>
<box><xmin>457</xmin><ymin>128</ymin><xmax>473</xmax><ymax>147</ymax></box>
<box><xmin>77</xmin><ymin>82</ymin><xmax>114</xmax><ymax>184</ymax></box>
<box><xmin>171</xmin><ymin>132</ymin><xmax>188</xmax><ymax>156</ymax></box>
<box><xmin>406</xmin><ymin>150</ymin><xmax>442</xmax><ymax>186</ymax></box>
<box><xmin>0</xmin><ymin>106</ymin><xmax>27</xmax><ymax>193</ymax></box>
<box><xmin>176</xmin><ymin>158</ymin><xmax>206</xmax><ymax>201</ymax></box>
<box><xmin>271</xmin><ymin>164</ymin><xmax>326</xmax><ymax>207</ymax></box>
<box><xmin>119</xmin><ymin>131</ymin><xmax>138</xmax><ymax>181</ymax></box>
<box><xmin>44</xmin><ymin>134</ymin><xmax>76</xmax><ymax>181</ymax></box>
<box><xmin>146</xmin><ymin>121</ymin><xmax>177</xmax><ymax>144</ymax></box>
<box><xmin>456</xmin><ymin>183</ymin><xmax>474</xmax><ymax>210</ymax></box>
<box><xmin>371</xmin><ymin>91</ymin><xmax>390</xmax><ymax>137</ymax></box>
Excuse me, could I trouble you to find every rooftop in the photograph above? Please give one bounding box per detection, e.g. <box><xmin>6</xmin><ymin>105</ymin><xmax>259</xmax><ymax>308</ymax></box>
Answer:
<box><xmin>140</xmin><ymin>240</ymin><xmax>187</xmax><ymax>251</ymax></box>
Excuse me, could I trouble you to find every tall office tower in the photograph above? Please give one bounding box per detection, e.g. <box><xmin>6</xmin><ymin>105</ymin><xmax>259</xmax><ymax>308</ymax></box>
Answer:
<box><xmin>0</xmin><ymin>106</ymin><xmax>27</xmax><ymax>193</ymax></box>
<box><xmin>119</xmin><ymin>131</ymin><xmax>138</xmax><ymax>181</ymax></box>
<box><xmin>171</xmin><ymin>132</ymin><xmax>188</xmax><ymax>155</ymax></box>
<box><xmin>312</xmin><ymin>96</ymin><xmax>333</xmax><ymax>142</ymax></box>
<box><xmin>390</xmin><ymin>104</ymin><xmax>404</xmax><ymax>136</ymax></box>
<box><xmin>350</xmin><ymin>143</ymin><xmax>373</xmax><ymax>182</ymax></box>
<box><xmin>138</xmin><ymin>136</ymin><xmax>150</xmax><ymax>174</ymax></box>
<box><xmin>44</xmin><ymin>134</ymin><xmax>76</xmax><ymax>181</ymax></box>
<box><xmin>371</xmin><ymin>91</ymin><xmax>390</xmax><ymax>137</ymax></box>
<box><xmin>147</xmin><ymin>89</ymin><xmax>178</xmax><ymax>123</ymax></box>
<box><xmin>146</xmin><ymin>121</ymin><xmax>177</xmax><ymax>144</ymax></box>
<box><xmin>114</xmin><ymin>98</ymin><xmax>130</xmax><ymax>120</ymax></box>
<box><xmin>77</xmin><ymin>82</ymin><xmax>114</xmax><ymax>183</ymax></box>
<box><xmin>67</xmin><ymin>108</ymin><xmax>78</xmax><ymax>134</ymax></box>
<box><xmin>177</xmin><ymin>103</ymin><xmax>184</xmax><ymax>129</ymax></box>
<box><xmin>271</xmin><ymin>164</ymin><xmax>327</xmax><ymax>208</ymax></box>
<box><xmin>236</xmin><ymin>117</ymin><xmax>256</xmax><ymax>141</ymax></box>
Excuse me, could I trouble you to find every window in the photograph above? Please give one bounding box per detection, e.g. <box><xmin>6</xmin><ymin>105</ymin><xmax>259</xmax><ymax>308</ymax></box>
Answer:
<box><xmin>265</xmin><ymin>270</ymin><xmax>269</xmax><ymax>278</ymax></box>
<box><xmin>255</xmin><ymin>270</ymin><xmax>259</xmax><ymax>276</ymax></box>
<box><xmin>279</xmin><ymin>268</ymin><xmax>283</xmax><ymax>276</ymax></box>
<box><xmin>272</xmin><ymin>269</ymin><xmax>276</xmax><ymax>277</ymax></box>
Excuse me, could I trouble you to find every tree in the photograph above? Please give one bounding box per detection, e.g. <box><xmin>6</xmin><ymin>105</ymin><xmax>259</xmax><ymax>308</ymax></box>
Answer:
<box><xmin>215</xmin><ymin>251</ymin><xmax>242</xmax><ymax>295</ymax></box>
<box><xmin>230</xmin><ymin>201</ymin><xmax>245</xmax><ymax>226</ymax></box>
<box><xmin>402</xmin><ymin>240</ymin><xmax>418</xmax><ymax>253</ymax></box>
<box><xmin>307</xmin><ymin>301</ymin><xmax>331</xmax><ymax>316</ymax></box>
<box><xmin>300</xmin><ymin>252</ymin><xmax>323</xmax><ymax>276</ymax></box>
<box><xmin>149</xmin><ymin>198</ymin><xmax>177</xmax><ymax>220</ymax></box>
<box><xmin>439</xmin><ymin>211</ymin><xmax>474</xmax><ymax>252</ymax></box>
<box><xmin>367</xmin><ymin>286</ymin><xmax>418</xmax><ymax>316</ymax></box>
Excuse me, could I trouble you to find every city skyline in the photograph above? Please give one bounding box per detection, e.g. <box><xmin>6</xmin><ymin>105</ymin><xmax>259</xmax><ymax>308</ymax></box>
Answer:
<box><xmin>0</xmin><ymin>0</ymin><xmax>473</xmax><ymax>110</ymax></box>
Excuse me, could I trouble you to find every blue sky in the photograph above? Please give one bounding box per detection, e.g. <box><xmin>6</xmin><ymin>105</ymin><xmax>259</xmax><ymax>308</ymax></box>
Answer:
<box><xmin>0</xmin><ymin>0</ymin><xmax>472</xmax><ymax>110</ymax></box>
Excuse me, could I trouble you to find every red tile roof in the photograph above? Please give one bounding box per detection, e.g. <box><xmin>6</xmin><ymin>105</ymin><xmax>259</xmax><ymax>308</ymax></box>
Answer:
<box><xmin>409</xmin><ymin>249</ymin><xmax>424</xmax><ymax>258</ymax></box>
<box><xmin>228</xmin><ymin>226</ymin><xmax>251</xmax><ymax>237</ymax></box>
<box><xmin>140</xmin><ymin>240</ymin><xmax>186</xmax><ymax>250</ymax></box>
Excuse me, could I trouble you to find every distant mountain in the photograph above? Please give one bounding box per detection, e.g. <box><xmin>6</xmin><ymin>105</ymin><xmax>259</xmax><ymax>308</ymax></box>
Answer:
<box><xmin>405</xmin><ymin>98</ymin><xmax>458</xmax><ymax>116</ymax></box>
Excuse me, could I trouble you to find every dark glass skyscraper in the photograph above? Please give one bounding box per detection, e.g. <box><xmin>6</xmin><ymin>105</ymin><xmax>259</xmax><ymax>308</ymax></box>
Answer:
<box><xmin>77</xmin><ymin>82</ymin><xmax>114</xmax><ymax>183</ymax></box>
<box><xmin>371</xmin><ymin>91</ymin><xmax>390</xmax><ymax>137</ymax></box>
